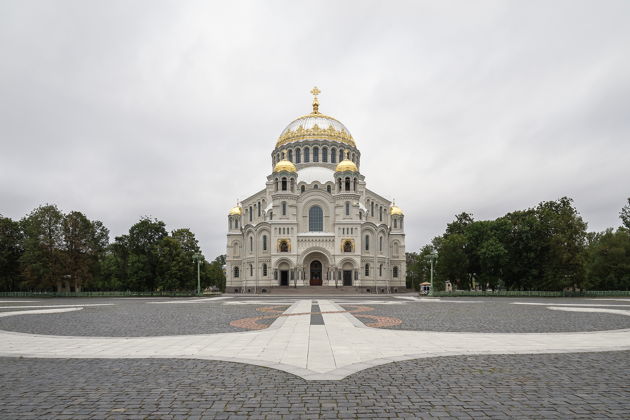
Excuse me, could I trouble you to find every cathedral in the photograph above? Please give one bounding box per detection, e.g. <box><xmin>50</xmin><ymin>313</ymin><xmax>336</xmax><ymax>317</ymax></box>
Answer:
<box><xmin>226</xmin><ymin>88</ymin><xmax>406</xmax><ymax>292</ymax></box>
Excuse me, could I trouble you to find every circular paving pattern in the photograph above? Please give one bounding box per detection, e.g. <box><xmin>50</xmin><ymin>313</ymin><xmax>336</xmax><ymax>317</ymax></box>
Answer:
<box><xmin>230</xmin><ymin>305</ymin><xmax>402</xmax><ymax>330</ymax></box>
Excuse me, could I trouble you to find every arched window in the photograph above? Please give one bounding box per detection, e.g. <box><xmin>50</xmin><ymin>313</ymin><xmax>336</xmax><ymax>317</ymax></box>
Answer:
<box><xmin>343</xmin><ymin>240</ymin><xmax>352</xmax><ymax>253</ymax></box>
<box><xmin>313</xmin><ymin>184</ymin><xmax>318</xmax><ymax>189</ymax></box>
<box><xmin>394</xmin><ymin>219</ymin><xmax>397</xmax><ymax>228</ymax></box>
<box><xmin>345</xmin><ymin>177</ymin><xmax>350</xmax><ymax>191</ymax></box>
<box><xmin>371</xmin><ymin>202</ymin><xmax>374</xmax><ymax>217</ymax></box>
<box><xmin>268</xmin><ymin>212</ymin><xmax>272</xmax><ymax>221</ymax></box>
<box><xmin>282</xmin><ymin>201</ymin><xmax>287</xmax><ymax>216</ymax></box>
<box><xmin>301</xmin><ymin>185</ymin><xmax>305</xmax><ymax>193</ymax></box>
<box><xmin>281</xmin><ymin>177</ymin><xmax>287</xmax><ymax>191</ymax></box>
<box><xmin>304</xmin><ymin>147</ymin><xmax>310</xmax><ymax>162</ymax></box>
<box><xmin>274</xmin><ymin>178</ymin><xmax>279</xmax><ymax>191</ymax></box>
<box><xmin>365</xmin><ymin>264</ymin><xmax>370</xmax><ymax>276</ymax></box>
<box><xmin>296</xmin><ymin>148</ymin><xmax>301</xmax><ymax>163</ymax></box>
<box><xmin>339</xmin><ymin>149</ymin><xmax>344</xmax><ymax>162</ymax></box>
<box><xmin>379</xmin><ymin>236</ymin><xmax>383</xmax><ymax>252</ymax></box>
<box><xmin>262</xmin><ymin>235</ymin><xmax>267</xmax><ymax>251</ymax></box>
<box><xmin>365</xmin><ymin>235</ymin><xmax>370</xmax><ymax>251</ymax></box>
<box><xmin>393</xmin><ymin>266</ymin><xmax>399</xmax><ymax>278</ymax></box>
<box><xmin>280</xmin><ymin>240</ymin><xmax>289</xmax><ymax>252</ymax></box>
<box><xmin>290</xmin><ymin>178</ymin><xmax>295</xmax><ymax>192</ymax></box>
<box><xmin>351</xmin><ymin>153</ymin><xmax>356</xmax><ymax>162</ymax></box>
<box><xmin>258</xmin><ymin>202</ymin><xmax>261</xmax><ymax>217</ymax></box>
<box><xmin>233</xmin><ymin>266</ymin><xmax>240</xmax><ymax>278</ymax></box>
<box><xmin>394</xmin><ymin>242</ymin><xmax>399</xmax><ymax>256</ymax></box>
<box><xmin>249</xmin><ymin>264</ymin><xmax>253</xmax><ymax>276</ymax></box>
<box><xmin>263</xmin><ymin>263</ymin><xmax>268</xmax><ymax>277</ymax></box>
<box><xmin>233</xmin><ymin>241</ymin><xmax>240</xmax><ymax>257</ymax></box>
<box><xmin>249</xmin><ymin>236</ymin><xmax>253</xmax><ymax>252</ymax></box>
<box><xmin>379</xmin><ymin>207</ymin><xmax>383</xmax><ymax>222</ymax></box>
<box><xmin>331</xmin><ymin>148</ymin><xmax>337</xmax><ymax>163</ymax></box>
<box><xmin>326</xmin><ymin>185</ymin><xmax>331</xmax><ymax>193</ymax></box>
<box><xmin>338</xmin><ymin>178</ymin><xmax>342</xmax><ymax>192</ymax></box>
<box><xmin>353</xmin><ymin>178</ymin><xmax>357</xmax><ymax>191</ymax></box>
<box><xmin>379</xmin><ymin>264</ymin><xmax>383</xmax><ymax>277</ymax></box>
<box><xmin>229</xmin><ymin>219</ymin><xmax>233</xmax><ymax>229</ymax></box>
<box><xmin>235</xmin><ymin>219</ymin><xmax>239</xmax><ymax>228</ymax></box>
<box><xmin>345</xmin><ymin>201</ymin><xmax>350</xmax><ymax>216</ymax></box>
<box><xmin>322</xmin><ymin>147</ymin><xmax>328</xmax><ymax>162</ymax></box>
<box><xmin>313</xmin><ymin>146</ymin><xmax>319</xmax><ymax>162</ymax></box>
<box><xmin>288</xmin><ymin>150</ymin><xmax>293</xmax><ymax>162</ymax></box>
<box><xmin>309</xmin><ymin>205</ymin><xmax>323</xmax><ymax>232</ymax></box>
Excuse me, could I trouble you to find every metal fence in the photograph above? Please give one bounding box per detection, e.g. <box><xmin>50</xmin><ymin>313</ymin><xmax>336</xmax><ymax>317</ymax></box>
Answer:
<box><xmin>0</xmin><ymin>291</ymin><xmax>215</xmax><ymax>298</ymax></box>
<box><xmin>432</xmin><ymin>290</ymin><xmax>630</xmax><ymax>297</ymax></box>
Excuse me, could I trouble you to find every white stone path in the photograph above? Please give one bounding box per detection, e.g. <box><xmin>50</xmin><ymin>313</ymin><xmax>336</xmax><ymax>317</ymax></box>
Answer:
<box><xmin>1</xmin><ymin>299</ymin><xmax>629</xmax><ymax>380</ymax></box>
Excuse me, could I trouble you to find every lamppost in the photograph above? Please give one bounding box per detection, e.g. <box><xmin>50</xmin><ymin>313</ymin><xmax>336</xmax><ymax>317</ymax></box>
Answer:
<box><xmin>192</xmin><ymin>253</ymin><xmax>203</xmax><ymax>295</ymax></box>
<box><xmin>426</xmin><ymin>250</ymin><xmax>438</xmax><ymax>297</ymax></box>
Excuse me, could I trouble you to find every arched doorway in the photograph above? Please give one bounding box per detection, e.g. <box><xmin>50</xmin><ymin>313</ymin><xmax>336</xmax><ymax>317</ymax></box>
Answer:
<box><xmin>310</xmin><ymin>260</ymin><xmax>322</xmax><ymax>286</ymax></box>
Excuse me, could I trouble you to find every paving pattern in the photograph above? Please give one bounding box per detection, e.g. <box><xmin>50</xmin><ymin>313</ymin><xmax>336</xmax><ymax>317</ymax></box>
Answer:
<box><xmin>347</xmin><ymin>297</ymin><xmax>630</xmax><ymax>332</ymax></box>
<box><xmin>0</xmin><ymin>295</ymin><xmax>629</xmax><ymax>418</ymax></box>
<box><xmin>0</xmin><ymin>352</ymin><xmax>628</xmax><ymax>419</ymax></box>
<box><xmin>0</xmin><ymin>297</ymin><xmax>271</xmax><ymax>336</ymax></box>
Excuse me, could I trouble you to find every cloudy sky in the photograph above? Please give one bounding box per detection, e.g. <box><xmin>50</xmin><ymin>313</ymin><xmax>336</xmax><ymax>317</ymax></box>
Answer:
<box><xmin>1</xmin><ymin>1</ymin><xmax>629</xmax><ymax>257</ymax></box>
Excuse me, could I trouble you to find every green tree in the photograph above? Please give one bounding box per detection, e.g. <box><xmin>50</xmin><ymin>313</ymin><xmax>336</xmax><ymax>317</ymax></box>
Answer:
<box><xmin>126</xmin><ymin>217</ymin><xmax>167</xmax><ymax>291</ymax></box>
<box><xmin>0</xmin><ymin>215</ymin><xmax>23</xmax><ymax>291</ymax></box>
<box><xmin>621</xmin><ymin>198</ymin><xmax>630</xmax><ymax>230</ymax></box>
<box><xmin>202</xmin><ymin>254</ymin><xmax>226</xmax><ymax>291</ymax></box>
<box><xmin>20</xmin><ymin>204</ymin><xmax>65</xmax><ymax>291</ymax></box>
<box><xmin>585</xmin><ymin>228</ymin><xmax>630</xmax><ymax>290</ymax></box>
<box><xmin>61</xmin><ymin>211</ymin><xmax>109</xmax><ymax>292</ymax></box>
<box><xmin>535</xmin><ymin>197</ymin><xmax>587</xmax><ymax>290</ymax></box>
<box><xmin>156</xmin><ymin>236</ymin><xmax>191</xmax><ymax>290</ymax></box>
<box><xmin>436</xmin><ymin>233</ymin><xmax>469</xmax><ymax>290</ymax></box>
<box><xmin>98</xmin><ymin>235</ymin><xmax>129</xmax><ymax>290</ymax></box>
<box><xmin>478</xmin><ymin>236</ymin><xmax>508</xmax><ymax>291</ymax></box>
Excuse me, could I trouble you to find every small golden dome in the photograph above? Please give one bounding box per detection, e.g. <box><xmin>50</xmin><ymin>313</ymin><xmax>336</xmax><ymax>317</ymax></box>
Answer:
<box><xmin>335</xmin><ymin>151</ymin><xmax>358</xmax><ymax>172</ymax></box>
<box><xmin>228</xmin><ymin>205</ymin><xmax>242</xmax><ymax>216</ymax></box>
<box><xmin>390</xmin><ymin>205</ymin><xmax>403</xmax><ymax>215</ymax></box>
<box><xmin>273</xmin><ymin>159</ymin><xmax>297</xmax><ymax>173</ymax></box>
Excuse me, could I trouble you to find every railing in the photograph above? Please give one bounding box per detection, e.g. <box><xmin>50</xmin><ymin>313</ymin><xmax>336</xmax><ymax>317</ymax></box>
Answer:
<box><xmin>0</xmin><ymin>291</ymin><xmax>221</xmax><ymax>298</ymax></box>
<box><xmin>431</xmin><ymin>290</ymin><xmax>630</xmax><ymax>297</ymax></box>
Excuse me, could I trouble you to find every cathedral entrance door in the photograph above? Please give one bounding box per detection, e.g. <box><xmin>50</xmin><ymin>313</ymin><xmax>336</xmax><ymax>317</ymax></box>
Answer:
<box><xmin>310</xmin><ymin>261</ymin><xmax>322</xmax><ymax>286</ymax></box>
<box><xmin>343</xmin><ymin>270</ymin><xmax>353</xmax><ymax>286</ymax></box>
<box><xmin>280</xmin><ymin>270</ymin><xmax>289</xmax><ymax>286</ymax></box>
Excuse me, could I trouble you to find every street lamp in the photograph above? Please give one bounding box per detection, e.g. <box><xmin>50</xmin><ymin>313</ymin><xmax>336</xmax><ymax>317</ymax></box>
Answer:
<box><xmin>426</xmin><ymin>250</ymin><xmax>438</xmax><ymax>297</ymax></box>
<box><xmin>192</xmin><ymin>253</ymin><xmax>203</xmax><ymax>296</ymax></box>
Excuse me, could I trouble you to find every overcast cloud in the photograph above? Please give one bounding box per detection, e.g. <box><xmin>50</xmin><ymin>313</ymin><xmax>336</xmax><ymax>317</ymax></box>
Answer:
<box><xmin>1</xmin><ymin>0</ymin><xmax>629</xmax><ymax>257</ymax></box>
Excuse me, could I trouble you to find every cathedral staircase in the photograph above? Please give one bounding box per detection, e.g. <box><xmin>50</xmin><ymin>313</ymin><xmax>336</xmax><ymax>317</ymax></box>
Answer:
<box><xmin>234</xmin><ymin>286</ymin><xmax>414</xmax><ymax>296</ymax></box>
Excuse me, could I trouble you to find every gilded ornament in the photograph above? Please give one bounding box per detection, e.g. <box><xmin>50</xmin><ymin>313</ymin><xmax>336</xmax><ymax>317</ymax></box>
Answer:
<box><xmin>276</xmin><ymin>114</ymin><xmax>356</xmax><ymax>148</ymax></box>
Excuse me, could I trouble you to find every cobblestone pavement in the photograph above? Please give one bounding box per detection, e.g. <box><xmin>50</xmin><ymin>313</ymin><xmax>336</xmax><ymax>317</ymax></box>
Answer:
<box><xmin>0</xmin><ymin>298</ymin><xmax>284</xmax><ymax>336</ymax></box>
<box><xmin>0</xmin><ymin>352</ymin><xmax>628</xmax><ymax>419</ymax></box>
<box><xmin>1</xmin><ymin>296</ymin><xmax>629</xmax><ymax>418</ymax></box>
<box><xmin>344</xmin><ymin>297</ymin><xmax>630</xmax><ymax>333</ymax></box>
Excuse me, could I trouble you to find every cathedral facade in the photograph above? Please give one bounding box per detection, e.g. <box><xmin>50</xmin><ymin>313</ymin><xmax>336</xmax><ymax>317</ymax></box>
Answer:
<box><xmin>226</xmin><ymin>88</ymin><xmax>406</xmax><ymax>292</ymax></box>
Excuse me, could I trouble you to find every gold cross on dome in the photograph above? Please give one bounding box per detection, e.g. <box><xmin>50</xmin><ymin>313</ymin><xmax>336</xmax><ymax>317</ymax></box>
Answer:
<box><xmin>310</xmin><ymin>86</ymin><xmax>321</xmax><ymax>113</ymax></box>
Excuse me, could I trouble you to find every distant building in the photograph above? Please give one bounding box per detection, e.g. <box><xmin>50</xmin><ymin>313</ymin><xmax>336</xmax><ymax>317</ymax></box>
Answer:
<box><xmin>225</xmin><ymin>88</ymin><xmax>406</xmax><ymax>292</ymax></box>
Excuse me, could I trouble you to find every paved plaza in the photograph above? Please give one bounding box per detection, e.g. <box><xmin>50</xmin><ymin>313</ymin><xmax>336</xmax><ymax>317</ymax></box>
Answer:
<box><xmin>0</xmin><ymin>295</ymin><xmax>629</xmax><ymax>418</ymax></box>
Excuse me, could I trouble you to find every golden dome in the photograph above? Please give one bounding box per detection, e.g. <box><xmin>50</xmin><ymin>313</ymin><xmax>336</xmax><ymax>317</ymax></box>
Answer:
<box><xmin>335</xmin><ymin>158</ymin><xmax>358</xmax><ymax>172</ymax></box>
<box><xmin>275</xmin><ymin>88</ymin><xmax>355</xmax><ymax>148</ymax></box>
<box><xmin>228</xmin><ymin>205</ymin><xmax>242</xmax><ymax>216</ymax></box>
<box><xmin>335</xmin><ymin>150</ymin><xmax>358</xmax><ymax>172</ymax></box>
<box><xmin>273</xmin><ymin>159</ymin><xmax>297</xmax><ymax>173</ymax></box>
<box><xmin>390</xmin><ymin>205</ymin><xmax>403</xmax><ymax>215</ymax></box>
